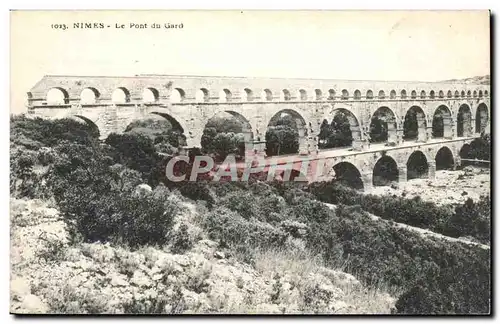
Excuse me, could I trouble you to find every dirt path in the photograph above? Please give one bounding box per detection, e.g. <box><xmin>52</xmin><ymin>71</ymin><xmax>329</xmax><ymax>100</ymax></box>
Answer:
<box><xmin>324</xmin><ymin>203</ymin><xmax>490</xmax><ymax>250</ymax></box>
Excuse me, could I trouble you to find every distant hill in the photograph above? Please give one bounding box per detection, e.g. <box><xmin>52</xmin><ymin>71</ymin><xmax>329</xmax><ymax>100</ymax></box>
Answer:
<box><xmin>440</xmin><ymin>75</ymin><xmax>490</xmax><ymax>85</ymax></box>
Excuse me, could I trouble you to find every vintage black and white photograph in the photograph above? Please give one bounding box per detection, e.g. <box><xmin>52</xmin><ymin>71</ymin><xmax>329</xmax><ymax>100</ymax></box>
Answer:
<box><xmin>9</xmin><ymin>10</ymin><xmax>491</xmax><ymax>315</ymax></box>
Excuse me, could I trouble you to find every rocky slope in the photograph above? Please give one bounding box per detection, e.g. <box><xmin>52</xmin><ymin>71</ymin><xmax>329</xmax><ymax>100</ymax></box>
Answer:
<box><xmin>366</xmin><ymin>167</ymin><xmax>490</xmax><ymax>206</ymax></box>
<box><xmin>10</xmin><ymin>198</ymin><xmax>395</xmax><ymax>314</ymax></box>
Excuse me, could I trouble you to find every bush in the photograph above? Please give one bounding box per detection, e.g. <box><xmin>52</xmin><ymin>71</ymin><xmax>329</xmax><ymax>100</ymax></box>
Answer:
<box><xmin>57</xmin><ymin>180</ymin><xmax>179</xmax><ymax>248</ymax></box>
<box><xmin>10</xmin><ymin>149</ymin><xmax>37</xmax><ymax>198</ymax></box>
<box><xmin>202</xmin><ymin>207</ymin><xmax>288</xmax><ymax>263</ymax></box>
<box><xmin>307</xmin><ymin>181</ymin><xmax>492</xmax><ymax>242</ymax></box>
<box><xmin>442</xmin><ymin>196</ymin><xmax>490</xmax><ymax>244</ymax></box>
<box><xmin>170</xmin><ymin>223</ymin><xmax>194</xmax><ymax>254</ymax></box>
<box><xmin>468</xmin><ymin>134</ymin><xmax>490</xmax><ymax>161</ymax></box>
<box><xmin>105</xmin><ymin>132</ymin><xmax>159</xmax><ymax>182</ymax></box>
<box><xmin>219</xmin><ymin>190</ymin><xmax>287</xmax><ymax>223</ymax></box>
<box><xmin>48</xmin><ymin>141</ymin><xmax>179</xmax><ymax>247</ymax></box>
<box><xmin>10</xmin><ymin>115</ymin><xmax>99</xmax><ymax>148</ymax></box>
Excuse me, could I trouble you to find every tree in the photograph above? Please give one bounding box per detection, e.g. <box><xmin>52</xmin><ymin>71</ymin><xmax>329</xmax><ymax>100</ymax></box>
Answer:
<box><xmin>369</xmin><ymin>116</ymin><xmax>388</xmax><ymax>143</ymax></box>
<box><xmin>432</xmin><ymin>114</ymin><xmax>444</xmax><ymax>138</ymax></box>
<box><xmin>403</xmin><ymin>110</ymin><xmax>419</xmax><ymax>140</ymax></box>
<box><xmin>469</xmin><ymin>134</ymin><xmax>491</xmax><ymax>161</ymax></box>
<box><xmin>201</xmin><ymin>116</ymin><xmax>246</xmax><ymax>161</ymax></box>
<box><xmin>265</xmin><ymin>114</ymin><xmax>300</xmax><ymax>156</ymax></box>
<box><xmin>105</xmin><ymin>133</ymin><xmax>160</xmax><ymax>183</ymax></box>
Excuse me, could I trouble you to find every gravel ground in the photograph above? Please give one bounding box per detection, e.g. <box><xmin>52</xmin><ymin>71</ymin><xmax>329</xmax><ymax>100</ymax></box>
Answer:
<box><xmin>366</xmin><ymin>166</ymin><xmax>490</xmax><ymax>206</ymax></box>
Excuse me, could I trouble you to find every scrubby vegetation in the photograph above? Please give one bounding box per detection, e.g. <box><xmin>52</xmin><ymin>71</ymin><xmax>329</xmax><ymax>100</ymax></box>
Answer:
<box><xmin>10</xmin><ymin>115</ymin><xmax>491</xmax><ymax>315</ymax></box>
<box><xmin>308</xmin><ymin>182</ymin><xmax>491</xmax><ymax>245</ymax></box>
<box><xmin>466</xmin><ymin>134</ymin><xmax>491</xmax><ymax>161</ymax></box>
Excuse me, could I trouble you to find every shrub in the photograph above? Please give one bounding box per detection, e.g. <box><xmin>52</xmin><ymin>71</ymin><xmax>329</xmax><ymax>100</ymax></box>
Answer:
<box><xmin>307</xmin><ymin>181</ymin><xmax>491</xmax><ymax>242</ymax></box>
<box><xmin>202</xmin><ymin>207</ymin><xmax>288</xmax><ymax>262</ymax></box>
<box><xmin>443</xmin><ymin>196</ymin><xmax>490</xmax><ymax>244</ymax></box>
<box><xmin>10</xmin><ymin>149</ymin><xmax>37</xmax><ymax>198</ymax></box>
<box><xmin>170</xmin><ymin>223</ymin><xmax>194</xmax><ymax>254</ymax></box>
<box><xmin>219</xmin><ymin>190</ymin><xmax>287</xmax><ymax>223</ymax></box>
<box><xmin>49</xmin><ymin>142</ymin><xmax>179</xmax><ymax>248</ymax></box>
<box><xmin>10</xmin><ymin>115</ymin><xmax>99</xmax><ymax>148</ymax></box>
<box><xmin>105</xmin><ymin>132</ymin><xmax>159</xmax><ymax>182</ymax></box>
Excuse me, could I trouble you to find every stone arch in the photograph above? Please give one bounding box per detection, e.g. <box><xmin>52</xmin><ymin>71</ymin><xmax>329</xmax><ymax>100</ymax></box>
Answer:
<box><xmin>219</xmin><ymin>89</ymin><xmax>232</xmax><ymax>102</ymax></box>
<box><xmin>72</xmin><ymin>115</ymin><xmax>100</xmax><ymax>137</ymax></box>
<box><xmin>461</xmin><ymin>90</ymin><xmax>466</xmax><ymax>98</ymax></box>
<box><xmin>369</xmin><ymin>106</ymin><xmax>398</xmax><ymax>143</ymax></box>
<box><xmin>401</xmin><ymin>90</ymin><xmax>407</xmax><ymax>99</ymax></box>
<box><xmin>435</xmin><ymin>146</ymin><xmax>455</xmax><ymax>170</ymax></box>
<box><xmin>454</xmin><ymin>90</ymin><xmax>460</xmax><ymax>98</ymax></box>
<box><xmin>475</xmin><ymin>103</ymin><xmax>489</xmax><ymax>133</ymax></box>
<box><xmin>439</xmin><ymin>90</ymin><xmax>444</xmax><ymax>98</ymax></box>
<box><xmin>373</xmin><ymin>155</ymin><xmax>399</xmax><ymax>186</ymax></box>
<box><xmin>120</xmin><ymin>112</ymin><xmax>188</xmax><ymax>148</ymax></box>
<box><xmin>467</xmin><ymin>90</ymin><xmax>471</xmax><ymax>98</ymax></box>
<box><xmin>171</xmin><ymin>88</ymin><xmax>185</xmax><ymax>103</ymax></box>
<box><xmin>299</xmin><ymin>89</ymin><xmax>307</xmax><ymax>101</ymax></box>
<box><xmin>478</xmin><ymin>90</ymin><xmax>483</xmax><ymax>98</ymax></box>
<box><xmin>112</xmin><ymin>87</ymin><xmax>131</xmax><ymax>104</ymax></box>
<box><xmin>473</xmin><ymin>90</ymin><xmax>478</xmax><ymax>98</ymax></box>
<box><xmin>485</xmin><ymin>90</ymin><xmax>489</xmax><ymax>97</ymax></box>
<box><xmin>332</xmin><ymin>161</ymin><xmax>364</xmax><ymax>190</ymax></box>
<box><xmin>328</xmin><ymin>108</ymin><xmax>362</xmax><ymax>146</ymax></box>
<box><xmin>378</xmin><ymin>90</ymin><xmax>385</xmax><ymax>99</ymax></box>
<box><xmin>420</xmin><ymin>90</ymin><xmax>426</xmax><ymax>99</ymax></box>
<box><xmin>262</xmin><ymin>89</ymin><xmax>273</xmax><ymax>101</ymax></box>
<box><xmin>195</xmin><ymin>88</ymin><xmax>210</xmax><ymax>102</ymax></box>
<box><xmin>411</xmin><ymin>90</ymin><xmax>417</xmax><ymax>99</ymax></box>
<box><xmin>202</xmin><ymin>110</ymin><xmax>255</xmax><ymax>160</ymax></box>
<box><xmin>243</xmin><ymin>88</ymin><xmax>254</xmax><ymax>102</ymax></box>
<box><xmin>46</xmin><ymin>87</ymin><xmax>69</xmax><ymax>105</ymax></box>
<box><xmin>150</xmin><ymin>112</ymin><xmax>186</xmax><ymax>134</ymax></box>
<box><xmin>429</xmin><ymin>90</ymin><xmax>435</xmax><ymax>99</ymax></box>
<box><xmin>341</xmin><ymin>89</ymin><xmax>349</xmax><ymax>100</ymax></box>
<box><xmin>447</xmin><ymin>90</ymin><xmax>453</xmax><ymax>98</ymax></box>
<box><xmin>80</xmin><ymin>87</ymin><xmax>100</xmax><ymax>104</ymax></box>
<box><xmin>143</xmin><ymin>87</ymin><xmax>159</xmax><ymax>103</ymax></box>
<box><xmin>457</xmin><ymin>104</ymin><xmax>472</xmax><ymax>137</ymax></box>
<box><xmin>406</xmin><ymin>150</ymin><xmax>429</xmax><ymax>180</ymax></box>
<box><xmin>432</xmin><ymin>105</ymin><xmax>452</xmax><ymax>138</ymax></box>
<box><xmin>403</xmin><ymin>106</ymin><xmax>427</xmax><ymax>141</ymax></box>
<box><xmin>366</xmin><ymin>90</ymin><xmax>374</xmax><ymax>99</ymax></box>
<box><xmin>315</xmin><ymin>89</ymin><xmax>322</xmax><ymax>100</ymax></box>
<box><xmin>354</xmin><ymin>90</ymin><xmax>361</xmax><ymax>100</ymax></box>
<box><xmin>459</xmin><ymin>143</ymin><xmax>472</xmax><ymax>165</ymax></box>
<box><xmin>281</xmin><ymin>89</ymin><xmax>292</xmax><ymax>101</ymax></box>
<box><xmin>266</xmin><ymin>109</ymin><xmax>308</xmax><ymax>156</ymax></box>
<box><xmin>328</xmin><ymin>89</ymin><xmax>336</xmax><ymax>100</ymax></box>
<box><xmin>390</xmin><ymin>90</ymin><xmax>396</xmax><ymax>99</ymax></box>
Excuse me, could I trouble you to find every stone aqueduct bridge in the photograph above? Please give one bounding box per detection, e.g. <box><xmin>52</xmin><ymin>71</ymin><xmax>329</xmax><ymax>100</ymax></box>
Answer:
<box><xmin>27</xmin><ymin>75</ymin><xmax>490</xmax><ymax>189</ymax></box>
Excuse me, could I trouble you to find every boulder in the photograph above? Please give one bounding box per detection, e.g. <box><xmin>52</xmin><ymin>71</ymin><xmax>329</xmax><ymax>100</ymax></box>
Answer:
<box><xmin>11</xmin><ymin>277</ymin><xmax>31</xmax><ymax>301</ymax></box>
<box><xmin>16</xmin><ymin>294</ymin><xmax>49</xmax><ymax>314</ymax></box>
<box><xmin>110</xmin><ymin>274</ymin><xmax>129</xmax><ymax>287</ymax></box>
<box><xmin>131</xmin><ymin>270</ymin><xmax>153</xmax><ymax>288</ymax></box>
<box><xmin>214</xmin><ymin>251</ymin><xmax>225</xmax><ymax>259</ymax></box>
<box><xmin>134</xmin><ymin>184</ymin><xmax>152</xmax><ymax>196</ymax></box>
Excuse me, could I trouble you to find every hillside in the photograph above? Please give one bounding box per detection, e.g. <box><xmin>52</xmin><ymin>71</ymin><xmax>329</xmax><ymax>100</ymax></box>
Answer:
<box><xmin>440</xmin><ymin>75</ymin><xmax>490</xmax><ymax>85</ymax></box>
<box><xmin>9</xmin><ymin>116</ymin><xmax>491</xmax><ymax>315</ymax></box>
<box><xmin>11</xmin><ymin>198</ymin><xmax>395</xmax><ymax>314</ymax></box>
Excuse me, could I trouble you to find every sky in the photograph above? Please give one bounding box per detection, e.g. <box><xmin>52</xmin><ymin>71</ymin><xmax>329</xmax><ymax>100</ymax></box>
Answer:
<box><xmin>10</xmin><ymin>10</ymin><xmax>490</xmax><ymax>113</ymax></box>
